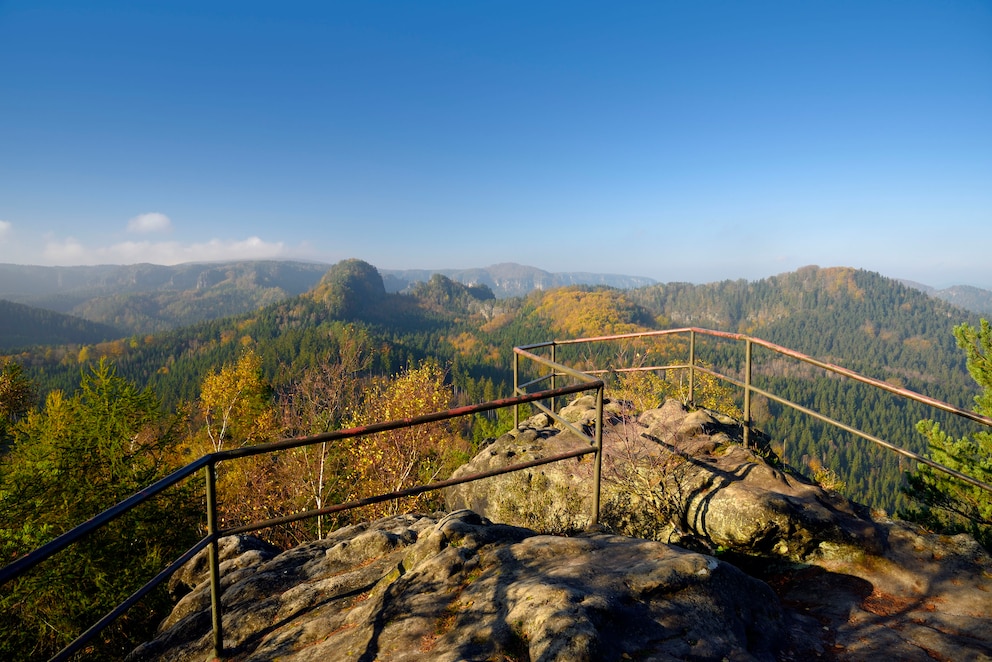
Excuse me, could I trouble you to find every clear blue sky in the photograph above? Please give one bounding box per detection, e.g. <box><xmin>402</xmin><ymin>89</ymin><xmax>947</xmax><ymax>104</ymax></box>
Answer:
<box><xmin>2</xmin><ymin>1</ymin><xmax>990</xmax><ymax>288</ymax></box>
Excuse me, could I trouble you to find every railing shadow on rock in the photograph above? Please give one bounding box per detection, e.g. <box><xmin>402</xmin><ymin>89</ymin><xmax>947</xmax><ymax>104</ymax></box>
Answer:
<box><xmin>4</xmin><ymin>326</ymin><xmax>992</xmax><ymax>661</ymax></box>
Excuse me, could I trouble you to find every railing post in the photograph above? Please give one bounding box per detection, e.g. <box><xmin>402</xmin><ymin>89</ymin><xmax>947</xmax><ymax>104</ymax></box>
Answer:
<box><xmin>688</xmin><ymin>330</ymin><xmax>696</xmax><ymax>406</ymax></box>
<box><xmin>591</xmin><ymin>385</ymin><xmax>604</xmax><ymax>527</ymax></box>
<box><xmin>513</xmin><ymin>351</ymin><xmax>520</xmax><ymax>429</ymax></box>
<box><xmin>550</xmin><ymin>342</ymin><xmax>557</xmax><ymax>415</ymax></box>
<box><xmin>205</xmin><ymin>460</ymin><xmax>225</xmax><ymax>658</ymax></box>
<box><xmin>743</xmin><ymin>339</ymin><xmax>752</xmax><ymax>449</ymax></box>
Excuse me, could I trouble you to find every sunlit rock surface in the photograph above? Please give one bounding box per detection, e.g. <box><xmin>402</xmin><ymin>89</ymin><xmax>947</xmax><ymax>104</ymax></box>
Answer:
<box><xmin>133</xmin><ymin>399</ymin><xmax>992</xmax><ymax>661</ymax></box>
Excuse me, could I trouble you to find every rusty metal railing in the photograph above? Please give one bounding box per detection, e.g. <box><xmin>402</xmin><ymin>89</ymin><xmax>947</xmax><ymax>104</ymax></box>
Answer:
<box><xmin>512</xmin><ymin>345</ymin><xmax>606</xmax><ymax>525</ymax></box>
<box><xmin>7</xmin><ymin>325</ymin><xmax>992</xmax><ymax>661</ymax></box>
<box><xmin>514</xmin><ymin>327</ymin><xmax>992</xmax><ymax>496</ymax></box>
<box><xmin>0</xmin><ymin>380</ymin><xmax>604</xmax><ymax>661</ymax></box>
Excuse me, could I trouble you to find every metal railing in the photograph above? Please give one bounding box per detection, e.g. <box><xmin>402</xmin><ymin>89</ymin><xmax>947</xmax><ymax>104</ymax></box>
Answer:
<box><xmin>5</xmin><ymin>326</ymin><xmax>992</xmax><ymax>661</ymax></box>
<box><xmin>0</xmin><ymin>379</ymin><xmax>604</xmax><ymax>661</ymax></box>
<box><xmin>514</xmin><ymin>327</ymin><xmax>992</xmax><ymax>495</ymax></box>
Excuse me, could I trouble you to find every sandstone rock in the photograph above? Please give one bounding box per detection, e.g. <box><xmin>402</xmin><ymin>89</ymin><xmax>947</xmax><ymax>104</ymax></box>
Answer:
<box><xmin>448</xmin><ymin>397</ymin><xmax>883</xmax><ymax>562</ymax></box>
<box><xmin>130</xmin><ymin>510</ymin><xmax>789</xmax><ymax>661</ymax></box>
<box><xmin>444</xmin><ymin>396</ymin><xmax>992</xmax><ymax>661</ymax></box>
<box><xmin>132</xmin><ymin>398</ymin><xmax>992</xmax><ymax>662</ymax></box>
<box><xmin>166</xmin><ymin>534</ymin><xmax>281</xmax><ymax>599</ymax></box>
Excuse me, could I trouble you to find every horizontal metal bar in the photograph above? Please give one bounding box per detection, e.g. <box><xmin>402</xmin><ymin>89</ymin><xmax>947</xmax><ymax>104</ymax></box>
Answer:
<box><xmin>549</xmin><ymin>328</ymin><xmax>693</xmax><ymax>346</ymax></box>
<box><xmin>674</xmin><ymin>327</ymin><xmax>992</xmax><ymax>429</ymax></box>
<box><xmin>748</xmin><ymin>383</ymin><xmax>992</xmax><ymax>494</ymax></box>
<box><xmin>518</xmin><ymin>373</ymin><xmax>554</xmax><ymax>391</ymax></box>
<box><xmin>0</xmin><ymin>457</ymin><xmax>209</xmax><ymax>588</ymax></box>
<box><xmin>513</xmin><ymin>347</ymin><xmax>602</xmax><ymax>384</ymax></box>
<box><xmin>515</xmin><ymin>340</ymin><xmax>556</xmax><ymax>351</ymax></box>
<box><xmin>583</xmin><ymin>363</ymin><xmax>692</xmax><ymax>376</ymax></box>
<box><xmin>51</xmin><ymin>534</ymin><xmax>214</xmax><ymax>662</ymax></box>
<box><xmin>686</xmin><ymin>363</ymin><xmax>992</xmax><ymax>494</ymax></box>
<box><xmin>541</xmin><ymin>326</ymin><xmax>992</xmax><ymax>430</ymax></box>
<box><xmin>527</xmin><ymin>399</ymin><xmax>598</xmax><ymax>445</ymax></box>
<box><xmin>213</xmin><ymin>383</ymin><xmax>598</xmax><ymax>462</ymax></box>
<box><xmin>221</xmin><ymin>445</ymin><xmax>597</xmax><ymax>536</ymax></box>
<box><xmin>746</xmin><ymin>339</ymin><xmax>992</xmax><ymax>429</ymax></box>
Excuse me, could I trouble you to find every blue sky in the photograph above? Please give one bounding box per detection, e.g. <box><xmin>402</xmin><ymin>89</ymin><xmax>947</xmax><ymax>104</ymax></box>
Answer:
<box><xmin>1</xmin><ymin>1</ymin><xmax>990</xmax><ymax>288</ymax></box>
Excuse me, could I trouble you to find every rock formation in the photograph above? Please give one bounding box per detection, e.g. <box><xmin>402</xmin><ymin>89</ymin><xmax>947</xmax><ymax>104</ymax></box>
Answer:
<box><xmin>446</xmin><ymin>397</ymin><xmax>992</xmax><ymax>660</ymax></box>
<box><xmin>132</xmin><ymin>398</ymin><xmax>992</xmax><ymax>661</ymax></box>
<box><xmin>131</xmin><ymin>511</ymin><xmax>789</xmax><ymax>661</ymax></box>
<box><xmin>447</xmin><ymin>397</ymin><xmax>885</xmax><ymax>562</ymax></box>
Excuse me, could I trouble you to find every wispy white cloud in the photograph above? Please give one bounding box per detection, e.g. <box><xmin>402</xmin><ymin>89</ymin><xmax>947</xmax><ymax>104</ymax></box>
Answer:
<box><xmin>42</xmin><ymin>236</ymin><xmax>291</xmax><ymax>265</ymax></box>
<box><xmin>0</xmin><ymin>220</ymin><xmax>11</xmax><ymax>240</ymax></box>
<box><xmin>127</xmin><ymin>212</ymin><xmax>173</xmax><ymax>234</ymax></box>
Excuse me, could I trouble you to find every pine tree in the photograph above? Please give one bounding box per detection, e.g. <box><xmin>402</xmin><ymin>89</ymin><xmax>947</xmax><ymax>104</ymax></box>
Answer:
<box><xmin>904</xmin><ymin>319</ymin><xmax>992</xmax><ymax>548</ymax></box>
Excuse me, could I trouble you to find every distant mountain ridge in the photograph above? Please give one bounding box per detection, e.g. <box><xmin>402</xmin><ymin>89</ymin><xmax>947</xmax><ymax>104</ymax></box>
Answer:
<box><xmin>3</xmin><ymin>260</ymin><xmax>988</xmax><ymax>340</ymax></box>
<box><xmin>0</xmin><ymin>261</ymin><xmax>330</xmax><ymax>335</ymax></box>
<box><xmin>0</xmin><ymin>260</ymin><xmax>329</xmax><ymax>306</ymax></box>
<box><xmin>900</xmin><ymin>279</ymin><xmax>992</xmax><ymax>317</ymax></box>
<box><xmin>0</xmin><ymin>261</ymin><xmax>656</xmax><ymax>334</ymax></box>
<box><xmin>381</xmin><ymin>262</ymin><xmax>657</xmax><ymax>298</ymax></box>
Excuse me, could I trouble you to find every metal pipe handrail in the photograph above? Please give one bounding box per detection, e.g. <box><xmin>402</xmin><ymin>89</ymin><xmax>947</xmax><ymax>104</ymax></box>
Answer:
<box><xmin>212</xmin><ymin>383</ymin><xmax>596</xmax><ymax>462</ymax></box>
<box><xmin>2</xmin><ymin>380</ymin><xmax>605</xmax><ymax>661</ymax></box>
<box><xmin>222</xmin><ymin>445</ymin><xmax>598</xmax><ymax>537</ymax></box>
<box><xmin>0</xmin><ymin>457</ymin><xmax>210</xmax><ymax>587</ymax></box>
<box><xmin>610</xmin><ymin>326</ymin><xmax>992</xmax><ymax>428</ymax></box>
<box><xmin>8</xmin><ymin>325</ymin><xmax>991</xmax><ymax>661</ymax></box>
<box><xmin>525</xmin><ymin>325</ymin><xmax>992</xmax><ymax>428</ymax></box>
<box><xmin>691</xmin><ymin>363</ymin><xmax>992</xmax><ymax>494</ymax></box>
<box><xmin>514</xmin><ymin>327</ymin><xmax>992</xmax><ymax>494</ymax></box>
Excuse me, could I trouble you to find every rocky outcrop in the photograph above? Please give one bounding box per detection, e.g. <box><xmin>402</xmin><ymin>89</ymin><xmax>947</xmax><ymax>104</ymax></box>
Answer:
<box><xmin>130</xmin><ymin>511</ymin><xmax>790</xmax><ymax>661</ymax></box>
<box><xmin>446</xmin><ymin>397</ymin><xmax>883</xmax><ymax>562</ymax></box>
<box><xmin>444</xmin><ymin>397</ymin><xmax>992</xmax><ymax>660</ymax></box>
<box><xmin>133</xmin><ymin>399</ymin><xmax>992</xmax><ymax>661</ymax></box>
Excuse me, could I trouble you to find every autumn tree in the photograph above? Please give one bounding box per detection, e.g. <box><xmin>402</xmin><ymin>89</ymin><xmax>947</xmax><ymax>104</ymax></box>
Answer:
<box><xmin>533</xmin><ymin>287</ymin><xmax>653</xmax><ymax>338</ymax></box>
<box><xmin>274</xmin><ymin>330</ymin><xmax>372</xmax><ymax>540</ymax></box>
<box><xmin>345</xmin><ymin>360</ymin><xmax>465</xmax><ymax>519</ymax></box>
<box><xmin>905</xmin><ymin>319</ymin><xmax>992</xmax><ymax>548</ymax></box>
<box><xmin>608</xmin><ymin>360</ymin><xmax>742</xmax><ymax>421</ymax></box>
<box><xmin>199</xmin><ymin>348</ymin><xmax>279</xmax><ymax>452</ymax></box>
<box><xmin>192</xmin><ymin>348</ymin><xmax>282</xmax><ymax>534</ymax></box>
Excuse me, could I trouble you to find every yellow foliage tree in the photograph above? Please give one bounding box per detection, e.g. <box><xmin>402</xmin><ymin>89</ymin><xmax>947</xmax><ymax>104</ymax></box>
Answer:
<box><xmin>610</xmin><ymin>361</ymin><xmax>742</xmax><ymax>420</ymax></box>
<box><xmin>345</xmin><ymin>360</ymin><xmax>464</xmax><ymax>518</ymax></box>
<box><xmin>534</xmin><ymin>287</ymin><xmax>651</xmax><ymax>338</ymax></box>
<box><xmin>275</xmin><ymin>332</ymin><xmax>372</xmax><ymax>540</ymax></box>
<box><xmin>194</xmin><ymin>349</ymin><xmax>282</xmax><ymax>534</ymax></box>
<box><xmin>199</xmin><ymin>349</ymin><xmax>279</xmax><ymax>452</ymax></box>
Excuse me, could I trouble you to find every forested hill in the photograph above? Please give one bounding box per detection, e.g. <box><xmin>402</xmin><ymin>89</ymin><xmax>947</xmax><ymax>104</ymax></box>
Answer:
<box><xmin>625</xmin><ymin>266</ymin><xmax>983</xmax><ymax>513</ymax></box>
<box><xmin>0</xmin><ymin>260</ymin><xmax>655</xmax><ymax>335</ymax></box>
<box><xmin>2</xmin><ymin>261</ymin><xmax>983</xmax><ymax>514</ymax></box>
<box><xmin>628</xmin><ymin>265</ymin><xmax>976</xmax><ymax>400</ymax></box>
<box><xmin>0</xmin><ymin>299</ymin><xmax>123</xmax><ymax>351</ymax></box>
